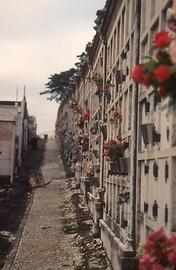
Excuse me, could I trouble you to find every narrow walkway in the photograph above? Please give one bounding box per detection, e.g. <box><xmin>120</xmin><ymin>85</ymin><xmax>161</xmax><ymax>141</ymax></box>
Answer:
<box><xmin>8</xmin><ymin>139</ymin><xmax>80</xmax><ymax>270</ymax></box>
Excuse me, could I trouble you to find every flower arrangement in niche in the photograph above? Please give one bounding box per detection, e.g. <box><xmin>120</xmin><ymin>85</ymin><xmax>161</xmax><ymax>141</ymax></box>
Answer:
<box><xmin>82</xmin><ymin>109</ymin><xmax>90</xmax><ymax>121</ymax></box>
<box><xmin>118</xmin><ymin>191</ymin><xmax>130</xmax><ymax>204</ymax></box>
<box><xmin>113</xmin><ymin>110</ymin><xmax>122</xmax><ymax>120</ymax></box>
<box><xmin>70</xmin><ymin>100</ymin><xmax>82</xmax><ymax>113</ymax></box>
<box><xmin>76</xmin><ymin>117</ymin><xmax>84</xmax><ymax>129</ymax></box>
<box><xmin>90</xmin><ymin>121</ymin><xmax>98</xmax><ymax>135</ymax></box>
<box><xmin>92</xmin><ymin>72</ymin><xmax>103</xmax><ymax>90</ymax></box>
<box><xmin>104</xmin><ymin>139</ymin><xmax>124</xmax><ymax>161</ymax></box>
<box><xmin>77</xmin><ymin>134</ymin><xmax>89</xmax><ymax>145</ymax></box>
<box><xmin>131</xmin><ymin>10</ymin><xmax>176</xmax><ymax>100</ymax></box>
<box><xmin>85</xmin><ymin>163</ymin><xmax>94</xmax><ymax>177</ymax></box>
<box><xmin>104</xmin><ymin>80</ymin><xmax>115</xmax><ymax>92</ymax></box>
<box><xmin>139</xmin><ymin>228</ymin><xmax>176</xmax><ymax>270</ymax></box>
<box><xmin>74</xmin><ymin>105</ymin><xmax>82</xmax><ymax>113</ymax></box>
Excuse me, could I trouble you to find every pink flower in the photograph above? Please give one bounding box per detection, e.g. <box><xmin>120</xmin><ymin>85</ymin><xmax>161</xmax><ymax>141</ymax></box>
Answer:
<box><xmin>145</xmin><ymin>228</ymin><xmax>167</xmax><ymax>254</ymax></box>
<box><xmin>170</xmin><ymin>40</ymin><xmax>176</xmax><ymax>64</ymax></box>
<box><xmin>139</xmin><ymin>254</ymin><xmax>153</xmax><ymax>270</ymax></box>
<box><xmin>168</xmin><ymin>250</ymin><xmax>176</xmax><ymax>265</ymax></box>
<box><xmin>154</xmin><ymin>65</ymin><xmax>171</xmax><ymax>83</ymax></box>
<box><xmin>152</xmin><ymin>264</ymin><xmax>165</xmax><ymax>270</ymax></box>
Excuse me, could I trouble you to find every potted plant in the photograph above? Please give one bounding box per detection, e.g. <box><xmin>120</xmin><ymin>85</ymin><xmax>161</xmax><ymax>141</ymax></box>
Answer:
<box><xmin>104</xmin><ymin>139</ymin><xmax>124</xmax><ymax>162</ymax></box>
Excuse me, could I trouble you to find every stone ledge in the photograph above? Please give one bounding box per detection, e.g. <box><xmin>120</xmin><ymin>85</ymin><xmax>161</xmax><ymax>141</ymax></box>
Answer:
<box><xmin>100</xmin><ymin>219</ymin><xmax>137</xmax><ymax>270</ymax></box>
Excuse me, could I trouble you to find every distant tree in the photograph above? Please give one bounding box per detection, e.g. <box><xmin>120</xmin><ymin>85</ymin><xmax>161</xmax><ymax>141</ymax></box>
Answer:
<box><xmin>40</xmin><ymin>68</ymin><xmax>76</xmax><ymax>102</ymax></box>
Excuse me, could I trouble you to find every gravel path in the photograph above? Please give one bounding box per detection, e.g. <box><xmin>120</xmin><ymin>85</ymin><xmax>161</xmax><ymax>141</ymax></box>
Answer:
<box><xmin>8</xmin><ymin>139</ymin><xmax>80</xmax><ymax>270</ymax></box>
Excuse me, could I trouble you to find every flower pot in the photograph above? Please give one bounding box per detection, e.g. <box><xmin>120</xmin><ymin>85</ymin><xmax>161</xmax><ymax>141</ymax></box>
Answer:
<box><xmin>144</xmin><ymin>202</ymin><xmax>149</xmax><ymax>213</ymax></box>
<box><xmin>119</xmin><ymin>158</ymin><xmax>128</xmax><ymax>175</ymax></box>
<box><xmin>84</xmin><ymin>180</ymin><xmax>90</xmax><ymax>192</ymax></box>
<box><xmin>98</xmin><ymin>192</ymin><xmax>104</xmax><ymax>201</ymax></box>
<box><xmin>113</xmin><ymin>159</ymin><xmax>121</xmax><ymax>175</ymax></box>
<box><xmin>140</xmin><ymin>123</ymin><xmax>154</xmax><ymax>145</ymax></box>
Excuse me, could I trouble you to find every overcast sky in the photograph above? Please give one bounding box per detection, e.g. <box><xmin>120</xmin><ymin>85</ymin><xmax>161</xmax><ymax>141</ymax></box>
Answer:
<box><xmin>0</xmin><ymin>0</ymin><xmax>105</xmax><ymax>135</ymax></box>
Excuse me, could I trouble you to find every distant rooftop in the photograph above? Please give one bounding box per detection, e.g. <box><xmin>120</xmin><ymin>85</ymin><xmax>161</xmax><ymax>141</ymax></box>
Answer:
<box><xmin>0</xmin><ymin>101</ymin><xmax>21</xmax><ymax>106</ymax></box>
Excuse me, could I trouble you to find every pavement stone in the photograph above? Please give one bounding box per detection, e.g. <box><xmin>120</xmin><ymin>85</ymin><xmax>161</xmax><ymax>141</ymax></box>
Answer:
<box><xmin>8</xmin><ymin>139</ymin><xmax>80</xmax><ymax>270</ymax></box>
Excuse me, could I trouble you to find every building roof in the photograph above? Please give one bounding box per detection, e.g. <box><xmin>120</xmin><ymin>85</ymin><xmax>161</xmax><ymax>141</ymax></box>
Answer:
<box><xmin>0</xmin><ymin>101</ymin><xmax>21</xmax><ymax>106</ymax></box>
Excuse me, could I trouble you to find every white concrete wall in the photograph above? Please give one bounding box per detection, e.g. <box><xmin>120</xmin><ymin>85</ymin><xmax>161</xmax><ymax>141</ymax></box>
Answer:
<box><xmin>0</xmin><ymin>121</ymin><xmax>16</xmax><ymax>182</ymax></box>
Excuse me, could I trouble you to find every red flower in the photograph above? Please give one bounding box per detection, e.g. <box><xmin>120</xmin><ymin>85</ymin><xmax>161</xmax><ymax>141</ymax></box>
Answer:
<box><xmin>142</xmin><ymin>74</ymin><xmax>152</xmax><ymax>87</ymax></box>
<box><xmin>148</xmin><ymin>228</ymin><xmax>166</xmax><ymax>243</ymax></box>
<box><xmin>168</xmin><ymin>250</ymin><xmax>176</xmax><ymax>265</ymax></box>
<box><xmin>154</xmin><ymin>65</ymin><xmax>171</xmax><ymax>83</ymax></box>
<box><xmin>131</xmin><ymin>65</ymin><xmax>145</xmax><ymax>84</ymax></box>
<box><xmin>153</xmin><ymin>31</ymin><xmax>172</xmax><ymax>49</ymax></box>
<box><xmin>145</xmin><ymin>228</ymin><xmax>167</xmax><ymax>254</ymax></box>
<box><xmin>139</xmin><ymin>254</ymin><xmax>153</xmax><ymax>270</ymax></box>
<box><xmin>113</xmin><ymin>111</ymin><xmax>122</xmax><ymax>118</ymax></box>
<box><xmin>167</xmin><ymin>234</ymin><xmax>176</xmax><ymax>264</ymax></box>
<box><xmin>131</xmin><ymin>65</ymin><xmax>152</xmax><ymax>87</ymax></box>
<box><xmin>151</xmin><ymin>264</ymin><xmax>165</xmax><ymax>270</ymax></box>
<box><xmin>140</xmin><ymin>229</ymin><xmax>176</xmax><ymax>269</ymax></box>
<box><xmin>103</xmin><ymin>142</ymin><xmax>111</xmax><ymax>150</ymax></box>
<box><xmin>83</xmin><ymin>110</ymin><xmax>90</xmax><ymax>121</ymax></box>
<box><xmin>158</xmin><ymin>87</ymin><xmax>167</xmax><ymax>97</ymax></box>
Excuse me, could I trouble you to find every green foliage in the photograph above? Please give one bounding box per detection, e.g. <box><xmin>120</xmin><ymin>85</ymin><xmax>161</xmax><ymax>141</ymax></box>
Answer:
<box><xmin>40</xmin><ymin>68</ymin><xmax>76</xmax><ymax>102</ymax></box>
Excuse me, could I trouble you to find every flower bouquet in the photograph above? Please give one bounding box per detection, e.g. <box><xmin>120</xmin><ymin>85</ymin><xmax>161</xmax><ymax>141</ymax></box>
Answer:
<box><xmin>92</xmin><ymin>72</ymin><xmax>103</xmax><ymax>90</ymax></box>
<box><xmin>131</xmin><ymin>25</ymin><xmax>176</xmax><ymax>99</ymax></box>
<box><xmin>104</xmin><ymin>139</ymin><xmax>124</xmax><ymax>161</ymax></box>
<box><xmin>139</xmin><ymin>228</ymin><xmax>176</xmax><ymax>270</ymax></box>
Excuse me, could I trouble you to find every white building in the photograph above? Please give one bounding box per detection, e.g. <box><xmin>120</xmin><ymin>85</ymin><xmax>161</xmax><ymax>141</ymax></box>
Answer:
<box><xmin>57</xmin><ymin>0</ymin><xmax>176</xmax><ymax>269</ymax></box>
<box><xmin>0</xmin><ymin>96</ymin><xmax>30</xmax><ymax>184</ymax></box>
